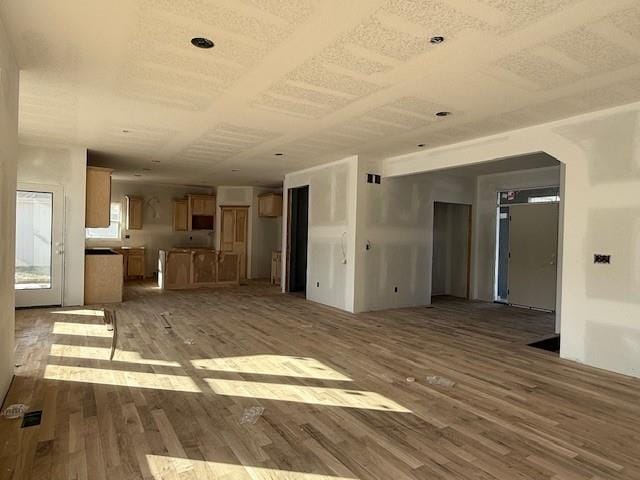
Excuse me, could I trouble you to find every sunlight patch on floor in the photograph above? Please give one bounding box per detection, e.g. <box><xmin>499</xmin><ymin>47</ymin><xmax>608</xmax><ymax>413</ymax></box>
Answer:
<box><xmin>52</xmin><ymin>321</ymin><xmax>112</xmax><ymax>337</ymax></box>
<box><xmin>145</xmin><ymin>454</ymin><xmax>357</xmax><ymax>479</ymax></box>
<box><xmin>49</xmin><ymin>344</ymin><xmax>181</xmax><ymax>367</ymax></box>
<box><xmin>191</xmin><ymin>354</ymin><xmax>352</xmax><ymax>381</ymax></box>
<box><xmin>52</xmin><ymin>309</ymin><xmax>104</xmax><ymax>317</ymax></box>
<box><xmin>205</xmin><ymin>379</ymin><xmax>410</xmax><ymax>412</ymax></box>
<box><xmin>44</xmin><ymin>365</ymin><xmax>201</xmax><ymax>392</ymax></box>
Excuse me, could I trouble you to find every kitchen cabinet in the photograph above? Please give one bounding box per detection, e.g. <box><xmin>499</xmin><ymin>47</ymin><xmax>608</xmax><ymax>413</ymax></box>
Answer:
<box><xmin>85</xmin><ymin>166</ymin><xmax>113</xmax><ymax>227</ymax></box>
<box><xmin>113</xmin><ymin>247</ymin><xmax>145</xmax><ymax>280</ymax></box>
<box><xmin>173</xmin><ymin>199</ymin><xmax>188</xmax><ymax>231</ymax></box>
<box><xmin>258</xmin><ymin>192</ymin><xmax>282</xmax><ymax>217</ymax></box>
<box><xmin>84</xmin><ymin>249</ymin><xmax>123</xmax><ymax>304</ymax></box>
<box><xmin>158</xmin><ymin>249</ymin><xmax>239</xmax><ymax>289</ymax></box>
<box><xmin>126</xmin><ymin>195</ymin><xmax>144</xmax><ymax>230</ymax></box>
<box><xmin>187</xmin><ymin>194</ymin><xmax>216</xmax><ymax>230</ymax></box>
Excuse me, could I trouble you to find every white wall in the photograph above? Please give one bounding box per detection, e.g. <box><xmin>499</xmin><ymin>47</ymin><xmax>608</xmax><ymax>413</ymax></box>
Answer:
<box><xmin>353</xmin><ymin>170</ymin><xmax>474</xmax><ymax>312</ymax></box>
<box><xmin>87</xmin><ymin>180</ymin><xmax>213</xmax><ymax>276</ymax></box>
<box><xmin>383</xmin><ymin>101</ymin><xmax>640</xmax><ymax>379</ymax></box>
<box><xmin>283</xmin><ymin>156</ymin><xmax>358</xmax><ymax>311</ymax></box>
<box><xmin>17</xmin><ymin>144</ymin><xmax>87</xmax><ymax>306</ymax></box>
<box><xmin>252</xmin><ymin>187</ymin><xmax>282</xmax><ymax>279</ymax></box>
<box><xmin>473</xmin><ymin>166</ymin><xmax>561</xmax><ymax>302</ymax></box>
<box><xmin>0</xmin><ymin>16</ymin><xmax>19</xmax><ymax>402</ymax></box>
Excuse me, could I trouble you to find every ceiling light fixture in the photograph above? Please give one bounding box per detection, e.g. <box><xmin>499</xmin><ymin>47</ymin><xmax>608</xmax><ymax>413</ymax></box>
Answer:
<box><xmin>274</xmin><ymin>153</ymin><xmax>284</xmax><ymax>156</ymax></box>
<box><xmin>134</xmin><ymin>174</ymin><xmax>142</xmax><ymax>177</ymax></box>
<box><xmin>231</xmin><ymin>169</ymin><xmax>240</xmax><ymax>172</ymax></box>
<box><xmin>191</xmin><ymin>37</ymin><xmax>214</xmax><ymax>49</ymax></box>
<box><xmin>151</xmin><ymin>160</ymin><xmax>160</xmax><ymax>163</ymax></box>
<box><xmin>122</xmin><ymin>129</ymin><xmax>130</xmax><ymax>133</ymax></box>
<box><xmin>417</xmin><ymin>144</ymin><xmax>426</xmax><ymax>147</ymax></box>
<box><xmin>435</xmin><ymin>111</ymin><xmax>451</xmax><ymax>117</ymax></box>
<box><xmin>430</xmin><ymin>36</ymin><xmax>445</xmax><ymax>44</ymax></box>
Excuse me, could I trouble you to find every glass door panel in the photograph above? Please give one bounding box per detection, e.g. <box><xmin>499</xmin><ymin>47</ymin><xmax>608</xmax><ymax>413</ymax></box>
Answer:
<box><xmin>15</xmin><ymin>184</ymin><xmax>64</xmax><ymax>307</ymax></box>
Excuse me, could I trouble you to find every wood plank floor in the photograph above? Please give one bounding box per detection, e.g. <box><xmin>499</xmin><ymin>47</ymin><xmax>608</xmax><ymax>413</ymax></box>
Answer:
<box><xmin>2</xmin><ymin>282</ymin><xmax>640</xmax><ymax>479</ymax></box>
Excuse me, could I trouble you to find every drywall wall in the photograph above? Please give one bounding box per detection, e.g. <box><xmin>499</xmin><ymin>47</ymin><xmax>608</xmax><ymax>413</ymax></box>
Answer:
<box><xmin>432</xmin><ymin>202</ymin><xmax>470</xmax><ymax>298</ymax></box>
<box><xmin>0</xmin><ymin>17</ymin><xmax>19</xmax><ymax>402</ymax></box>
<box><xmin>87</xmin><ymin>181</ymin><xmax>213</xmax><ymax>276</ymax></box>
<box><xmin>252</xmin><ymin>188</ymin><xmax>282</xmax><ymax>279</ymax></box>
<box><xmin>353</xmin><ymin>170</ymin><xmax>474</xmax><ymax>312</ymax></box>
<box><xmin>473</xmin><ymin>166</ymin><xmax>561</xmax><ymax>303</ymax></box>
<box><xmin>383</xmin><ymin>101</ymin><xmax>640</xmax><ymax>379</ymax></box>
<box><xmin>17</xmin><ymin>144</ymin><xmax>87</xmax><ymax>306</ymax></box>
<box><xmin>283</xmin><ymin>156</ymin><xmax>358</xmax><ymax>311</ymax></box>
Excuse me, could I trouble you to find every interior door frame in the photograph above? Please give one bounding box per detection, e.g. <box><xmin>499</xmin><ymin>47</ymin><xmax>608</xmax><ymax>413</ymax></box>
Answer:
<box><xmin>15</xmin><ymin>182</ymin><xmax>65</xmax><ymax>308</ymax></box>
<box><xmin>285</xmin><ymin>185</ymin><xmax>309</xmax><ymax>294</ymax></box>
<box><xmin>219</xmin><ymin>205</ymin><xmax>249</xmax><ymax>280</ymax></box>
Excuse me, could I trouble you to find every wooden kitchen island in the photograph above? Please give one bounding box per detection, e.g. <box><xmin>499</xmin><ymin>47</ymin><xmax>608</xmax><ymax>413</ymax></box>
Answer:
<box><xmin>158</xmin><ymin>248</ymin><xmax>240</xmax><ymax>290</ymax></box>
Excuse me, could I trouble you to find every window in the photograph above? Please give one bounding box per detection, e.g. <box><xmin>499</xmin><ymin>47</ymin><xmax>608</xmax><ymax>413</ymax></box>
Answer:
<box><xmin>86</xmin><ymin>203</ymin><xmax>121</xmax><ymax>239</ymax></box>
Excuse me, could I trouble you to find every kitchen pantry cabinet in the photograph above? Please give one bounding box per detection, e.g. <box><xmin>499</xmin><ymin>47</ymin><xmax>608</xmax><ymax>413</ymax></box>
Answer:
<box><xmin>85</xmin><ymin>166</ymin><xmax>113</xmax><ymax>227</ymax></box>
<box><xmin>125</xmin><ymin>195</ymin><xmax>144</xmax><ymax>230</ymax></box>
<box><xmin>173</xmin><ymin>199</ymin><xmax>188</xmax><ymax>231</ymax></box>
<box><xmin>258</xmin><ymin>192</ymin><xmax>282</xmax><ymax>217</ymax></box>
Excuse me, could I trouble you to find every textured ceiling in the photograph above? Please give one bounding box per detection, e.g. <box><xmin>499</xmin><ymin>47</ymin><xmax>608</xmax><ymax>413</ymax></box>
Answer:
<box><xmin>1</xmin><ymin>0</ymin><xmax>640</xmax><ymax>186</ymax></box>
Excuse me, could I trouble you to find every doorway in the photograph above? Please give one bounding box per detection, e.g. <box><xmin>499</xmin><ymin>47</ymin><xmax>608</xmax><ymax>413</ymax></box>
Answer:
<box><xmin>286</xmin><ymin>186</ymin><xmax>309</xmax><ymax>293</ymax></box>
<box><xmin>220</xmin><ymin>206</ymin><xmax>249</xmax><ymax>281</ymax></box>
<box><xmin>495</xmin><ymin>187</ymin><xmax>560</xmax><ymax>311</ymax></box>
<box><xmin>431</xmin><ymin>202</ymin><xmax>472</xmax><ymax>299</ymax></box>
<box><xmin>15</xmin><ymin>183</ymin><xmax>64</xmax><ymax>307</ymax></box>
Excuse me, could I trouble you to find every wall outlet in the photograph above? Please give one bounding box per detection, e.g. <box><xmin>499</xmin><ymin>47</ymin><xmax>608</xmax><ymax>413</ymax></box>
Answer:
<box><xmin>594</xmin><ymin>254</ymin><xmax>611</xmax><ymax>264</ymax></box>
<box><xmin>394</xmin><ymin>286</ymin><xmax>398</xmax><ymax>293</ymax></box>
<box><xmin>316</xmin><ymin>281</ymin><xmax>320</xmax><ymax>287</ymax></box>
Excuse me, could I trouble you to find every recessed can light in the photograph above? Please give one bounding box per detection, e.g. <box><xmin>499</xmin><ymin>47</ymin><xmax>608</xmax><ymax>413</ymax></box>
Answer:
<box><xmin>122</xmin><ymin>129</ymin><xmax>130</xmax><ymax>133</ymax></box>
<box><xmin>231</xmin><ymin>169</ymin><xmax>240</xmax><ymax>172</ymax></box>
<box><xmin>430</xmin><ymin>36</ymin><xmax>445</xmax><ymax>44</ymax></box>
<box><xmin>142</xmin><ymin>167</ymin><xmax>151</xmax><ymax>171</ymax></box>
<box><xmin>134</xmin><ymin>173</ymin><xmax>142</xmax><ymax>177</ymax></box>
<box><xmin>151</xmin><ymin>160</ymin><xmax>160</xmax><ymax>163</ymax></box>
<box><xmin>191</xmin><ymin>37</ymin><xmax>214</xmax><ymax>49</ymax></box>
<box><xmin>417</xmin><ymin>144</ymin><xmax>426</xmax><ymax>147</ymax></box>
<box><xmin>435</xmin><ymin>111</ymin><xmax>451</xmax><ymax>117</ymax></box>
<box><xmin>274</xmin><ymin>153</ymin><xmax>284</xmax><ymax>156</ymax></box>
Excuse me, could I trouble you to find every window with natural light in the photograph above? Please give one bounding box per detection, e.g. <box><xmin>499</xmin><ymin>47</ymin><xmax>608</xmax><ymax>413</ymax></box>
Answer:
<box><xmin>86</xmin><ymin>202</ymin><xmax>121</xmax><ymax>239</ymax></box>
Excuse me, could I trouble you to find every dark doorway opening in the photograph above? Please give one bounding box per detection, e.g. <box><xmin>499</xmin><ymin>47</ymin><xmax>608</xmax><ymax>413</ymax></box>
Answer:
<box><xmin>287</xmin><ymin>186</ymin><xmax>309</xmax><ymax>294</ymax></box>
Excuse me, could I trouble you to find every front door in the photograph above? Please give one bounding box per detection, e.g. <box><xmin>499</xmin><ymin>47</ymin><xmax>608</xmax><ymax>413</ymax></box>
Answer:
<box><xmin>220</xmin><ymin>207</ymin><xmax>248</xmax><ymax>280</ymax></box>
<box><xmin>15</xmin><ymin>183</ymin><xmax>64</xmax><ymax>307</ymax></box>
<box><xmin>508</xmin><ymin>203</ymin><xmax>559</xmax><ymax>311</ymax></box>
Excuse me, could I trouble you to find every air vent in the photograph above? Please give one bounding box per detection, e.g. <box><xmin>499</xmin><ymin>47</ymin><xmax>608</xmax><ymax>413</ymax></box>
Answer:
<box><xmin>21</xmin><ymin>410</ymin><xmax>43</xmax><ymax>428</ymax></box>
<box><xmin>366</xmin><ymin>174</ymin><xmax>381</xmax><ymax>184</ymax></box>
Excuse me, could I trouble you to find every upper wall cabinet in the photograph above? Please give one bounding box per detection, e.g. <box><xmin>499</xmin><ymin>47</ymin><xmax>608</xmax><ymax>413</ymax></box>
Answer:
<box><xmin>188</xmin><ymin>194</ymin><xmax>216</xmax><ymax>230</ymax></box>
<box><xmin>125</xmin><ymin>195</ymin><xmax>144</xmax><ymax>230</ymax></box>
<box><xmin>258</xmin><ymin>192</ymin><xmax>283</xmax><ymax>217</ymax></box>
<box><xmin>85</xmin><ymin>166</ymin><xmax>113</xmax><ymax>227</ymax></box>
<box><xmin>173</xmin><ymin>199</ymin><xmax>188</xmax><ymax>231</ymax></box>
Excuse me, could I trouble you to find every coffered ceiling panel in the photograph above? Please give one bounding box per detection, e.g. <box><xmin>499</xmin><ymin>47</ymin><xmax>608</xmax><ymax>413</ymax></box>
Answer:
<box><xmin>1</xmin><ymin>0</ymin><xmax>639</xmax><ymax>186</ymax></box>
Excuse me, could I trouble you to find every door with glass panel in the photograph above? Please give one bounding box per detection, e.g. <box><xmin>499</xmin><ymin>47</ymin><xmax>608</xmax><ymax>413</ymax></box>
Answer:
<box><xmin>15</xmin><ymin>183</ymin><xmax>64</xmax><ymax>307</ymax></box>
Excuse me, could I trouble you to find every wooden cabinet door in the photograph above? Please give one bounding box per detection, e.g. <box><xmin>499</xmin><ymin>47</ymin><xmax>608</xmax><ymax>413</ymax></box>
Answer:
<box><xmin>166</xmin><ymin>251</ymin><xmax>192</xmax><ymax>288</ymax></box>
<box><xmin>85</xmin><ymin>166</ymin><xmax>112</xmax><ymax>227</ymax></box>
<box><xmin>127</xmin><ymin>253</ymin><xmax>145</xmax><ymax>278</ymax></box>
<box><xmin>193</xmin><ymin>251</ymin><xmax>217</xmax><ymax>284</ymax></box>
<box><xmin>173</xmin><ymin>199</ymin><xmax>188</xmax><ymax>231</ymax></box>
<box><xmin>203</xmin><ymin>196</ymin><xmax>216</xmax><ymax>216</ymax></box>
<box><xmin>259</xmin><ymin>193</ymin><xmax>282</xmax><ymax>217</ymax></box>
<box><xmin>220</xmin><ymin>207</ymin><xmax>248</xmax><ymax>280</ymax></box>
<box><xmin>126</xmin><ymin>196</ymin><xmax>143</xmax><ymax>230</ymax></box>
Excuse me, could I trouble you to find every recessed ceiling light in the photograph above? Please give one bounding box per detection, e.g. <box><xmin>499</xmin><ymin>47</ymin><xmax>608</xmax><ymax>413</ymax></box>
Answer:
<box><xmin>231</xmin><ymin>169</ymin><xmax>240</xmax><ymax>172</ymax></box>
<box><xmin>417</xmin><ymin>144</ymin><xmax>426</xmax><ymax>147</ymax></box>
<box><xmin>122</xmin><ymin>129</ymin><xmax>130</xmax><ymax>133</ymax></box>
<box><xmin>134</xmin><ymin>174</ymin><xmax>142</xmax><ymax>177</ymax></box>
<box><xmin>430</xmin><ymin>36</ymin><xmax>445</xmax><ymax>44</ymax></box>
<box><xmin>435</xmin><ymin>111</ymin><xmax>451</xmax><ymax>117</ymax></box>
<box><xmin>142</xmin><ymin>168</ymin><xmax>151</xmax><ymax>171</ymax></box>
<box><xmin>151</xmin><ymin>159</ymin><xmax>160</xmax><ymax>163</ymax></box>
<box><xmin>191</xmin><ymin>37</ymin><xmax>214</xmax><ymax>49</ymax></box>
<box><xmin>274</xmin><ymin>153</ymin><xmax>284</xmax><ymax>156</ymax></box>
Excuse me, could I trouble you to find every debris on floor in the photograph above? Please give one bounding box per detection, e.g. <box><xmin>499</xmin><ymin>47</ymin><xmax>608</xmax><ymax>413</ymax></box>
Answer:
<box><xmin>183</xmin><ymin>338</ymin><xmax>195</xmax><ymax>345</ymax></box>
<box><xmin>2</xmin><ymin>404</ymin><xmax>29</xmax><ymax>419</ymax></box>
<box><xmin>406</xmin><ymin>377</ymin><xmax>416</xmax><ymax>382</ymax></box>
<box><xmin>425</xmin><ymin>375</ymin><xmax>456</xmax><ymax>388</ymax></box>
<box><xmin>240</xmin><ymin>406</ymin><xmax>265</xmax><ymax>425</ymax></box>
